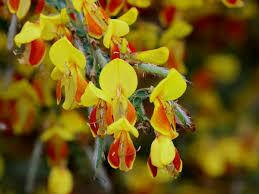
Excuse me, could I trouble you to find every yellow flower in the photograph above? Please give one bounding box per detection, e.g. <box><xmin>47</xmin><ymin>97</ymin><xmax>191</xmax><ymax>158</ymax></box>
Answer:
<box><xmin>14</xmin><ymin>8</ymin><xmax>70</xmax><ymax>47</ymax></box>
<box><xmin>103</xmin><ymin>19</ymin><xmax>130</xmax><ymax>48</ymax></box>
<box><xmin>81</xmin><ymin>58</ymin><xmax>137</xmax><ymax>136</ymax></box>
<box><xmin>150</xmin><ymin>69</ymin><xmax>186</xmax><ymax>139</ymax></box>
<box><xmin>48</xmin><ymin>166</ymin><xmax>73</xmax><ymax>194</ymax></box>
<box><xmin>147</xmin><ymin>135</ymin><xmax>182</xmax><ymax>178</ymax></box>
<box><xmin>40</xmin><ymin>111</ymin><xmax>88</xmax><ymax>142</ymax></box>
<box><xmin>107</xmin><ymin>118</ymin><xmax>139</xmax><ymax>171</ymax></box>
<box><xmin>14</xmin><ymin>9</ymin><xmax>71</xmax><ymax>66</ymax></box>
<box><xmin>7</xmin><ymin>0</ymin><xmax>31</xmax><ymax>20</ymax></box>
<box><xmin>49</xmin><ymin>37</ymin><xmax>87</xmax><ymax>110</ymax></box>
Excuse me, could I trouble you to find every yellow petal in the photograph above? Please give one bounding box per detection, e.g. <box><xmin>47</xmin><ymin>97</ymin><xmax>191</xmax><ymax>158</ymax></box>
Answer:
<box><xmin>49</xmin><ymin>37</ymin><xmax>86</xmax><ymax>72</ymax></box>
<box><xmin>80</xmin><ymin>81</ymin><xmax>111</xmax><ymax>106</ymax></box>
<box><xmin>99</xmin><ymin>59</ymin><xmax>137</xmax><ymax>98</ymax></box>
<box><xmin>111</xmin><ymin>19</ymin><xmax>129</xmax><ymax>37</ymax></box>
<box><xmin>59</xmin><ymin>111</ymin><xmax>89</xmax><ymax>135</ymax></box>
<box><xmin>40</xmin><ymin>14</ymin><xmax>62</xmax><ymax>40</ymax></box>
<box><xmin>62</xmin><ymin>68</ymin><xmax>77</xmax><ymax>110</ymax></box>
<box><xmin>222</xmin><ymin>0</ymin><xmax>244</xmax><ymax>8</ymax></box>
<box><xmin>121</xmin><ymin>38</ymin><xmax>128</xmax><ymax>54</ymax></box>
<box><xmin>135</xmin><ymin>47</ymin><xmax>169</xmax><ymax>65</ymax></box>
<box><xmin>160</xmin><ymin>20</ymin><xmax>192</xmax><ymax>44</ymax></box>
<box><xmin>103</xmin><ymin>21</ymin><xmax>114</xmax><ymax>48</ymax></box>
<box><xmin>150</xmin><ymin>68</ymin><xmax>187</xmax><ymax>102</ymax></box>
<box><xmin>48</xmin><ymin>166</ymin><xmax>73</xmax><ymax>194</ymax></box>
<box><xmin>127</xmin><ymin>0</ymin><xmax>151</xmax><ymax>8</ymax></box>
<box><xmin>118</xmin><ymin>7</ymin><xmax>138</xmax><ymax>25</ymax></box>
<box><xmin>107</xmin><ymin>117</ymin><xmax>139</xmax><ymax>138</ymax></box>
<box><xmin>72</xmin><ymin>0</ymin><xmax>84</xmax><ymax>12</ymax></box>
<box><xmin>40</xmin><ymin>126</ymin><xmax>75</xmax><ymax>142</ymax></box>
<box><xmin>150</xmin><ymin>136</ymin><xmax>175</xmax><ymax>168</ymax></box>
<box><xmin>17</xmin><ymin>0</ymin><xmax>31</xmax><ymax>19</ymax></box>
<box><xmin>60</xmin><ymin>8</ymin><xmax>70</xmax><ymax>24</ymax></box>
<box><xmin>14</xmin><ymin>22</ymin><xmax>41</xmax><ymax>47</ymax></box>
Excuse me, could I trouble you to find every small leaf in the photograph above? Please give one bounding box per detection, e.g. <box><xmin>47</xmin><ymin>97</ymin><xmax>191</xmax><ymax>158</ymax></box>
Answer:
<box><xmin>170</xmin><ymin>101</ymin><xmax>195</xmax><ymax>131</ymax></box>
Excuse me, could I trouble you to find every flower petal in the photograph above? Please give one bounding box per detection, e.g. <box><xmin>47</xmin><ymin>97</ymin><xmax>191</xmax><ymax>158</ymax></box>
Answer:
<box><xmin>29</xmin><ymin>39</ymin><xmax>46</xmax><ymax>66</ymax></box>
<box><xmin>222</xmin><ymin>0</ymin><xmax>244</xmax><ymax>8</ymax></box>
<box><xmin>135</xmin><ymin>47</ymin><xmax>169</xmax><ymax>65</ymax></box>
<box><xmin>147</xmin><ymin>156</ymin><xmax>158</xmax><ymax>177</ymax></box>
<box><xmin>48</xmin><ymin>166</ymin><xmax>73</xmax><ymax>194</ymax></box>
<box><xmin>150</xmin><ymin>136</ymin><xmax>175</xmax><ymax>168</ymax></box>
<box><xmin>14</xmin><ymin>22</ymin><xmax>41</xmax><ymax>47</ymax></box>
<box><xmin>150</xmin><ymin>99</ymin><xmax>178</xmax><ymax>139</ymax></box>
<box><xmin>150</xmin><ymin>68</ymin><xmax>187</xmax><ymax>102</ymax></box>
<box><xmin>107</xmin><ymin>117</ymin><xmax>139</xmax><ymax>138</ymax></box>
<box><xmin>107</xmin><ymin>0</ymin><xmax>124</xmax><ymax>16</ymax></box>
<box><xmin>99</xmin><ymin>58</ymin><xmax>137</xmax><ymax>98</ymax></box>
<box><xmin>17</xmin><ymin>0</ymin><xmax>31</xmax><ymax>19</ymax></box>
<box><xmin>127</xmin><ymin>0</ymin><xmax>151</xmax><ymax>8</ymax></box>
<box><xmin>49</xmin><ymin>37</ymin><xmax>86</xmax><ymax>72</ymax></box>
<box><xmin>108</xmin><ymin>137</ymin><xmax>120</xmax><ymax>168</ymax></box>
<box><xmin>118</xmin><ymin>7</ymin><xmax>138</xmax><ymax>25</ymax></box>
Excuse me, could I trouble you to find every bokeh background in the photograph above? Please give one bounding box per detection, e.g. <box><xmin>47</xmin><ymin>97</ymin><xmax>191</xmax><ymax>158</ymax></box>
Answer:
<box><xmin>0</xmin><ymin>0</ymin><xmax>259</xmax><ymax>194</ymax></box>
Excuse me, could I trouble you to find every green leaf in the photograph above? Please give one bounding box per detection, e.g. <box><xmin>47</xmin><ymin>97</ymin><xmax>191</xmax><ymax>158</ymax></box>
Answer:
<box><xmin>170</xmin><ymin>101</ymin><xmax>195</xmax><ymax>131</ymax></box>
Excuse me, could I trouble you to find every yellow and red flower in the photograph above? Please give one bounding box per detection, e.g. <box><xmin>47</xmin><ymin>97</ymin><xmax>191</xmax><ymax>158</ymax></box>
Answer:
<box><xmin>49</xmin><ymin>37</ymin><xmax>87</xmax><ymax>110</ymax></box>
<box><xmin>147</xmin><ymin>135</ymin><xmax>182</xmax><ymax>178</ymax></box>
<box><xmin>81</xmin><ymin>58</ymin><xmax>137</xmax><ymax>137</ymax></box>
<box><xmin>107</xmin><ymin>118</ymin><xmax>139</xmax><ymax>171</ymax></box>
<box><xmin>14</xmin><ymin>8</ymin><xmax>71</xmax><ymax>66</ymax></box>
<box><xmin>150</xmin><ymin>68</ymin><xmax>187</xmax><ymax>139</ymax></box>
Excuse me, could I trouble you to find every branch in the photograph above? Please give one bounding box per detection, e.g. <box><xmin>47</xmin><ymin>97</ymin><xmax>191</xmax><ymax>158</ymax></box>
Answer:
<box><xmin>135</xmin><ymin>63</ymin><xmax>169</xmax><ymax>77</ymax></box>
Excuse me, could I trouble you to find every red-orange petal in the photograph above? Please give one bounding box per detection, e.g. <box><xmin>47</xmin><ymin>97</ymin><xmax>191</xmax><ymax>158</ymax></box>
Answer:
<box><xmin>89</xmin><ymin>106</ymin><xmax>98</xmax><ymax>137</ymax></box>
<box><xmin>8</xmin><ymin>0</ymin><xmax>20</xmax><ymax>11</ymax></box>
<box><xmin>107</xmin><ymin>0</ymin><xmax>124</xmax><ymax>15</ymax></box>
<box><xmin>56</xmin><ymin>80</ymin><xmax>62</xmax><ymax>105</ymax></box>
<box><xmin>110</xmin><ymin>43</ymin><xmax>120</xmax><ymax>59</ymax></box>
<box><xmin>85</xmin><ymin>11</ymin><xmax>103</xmax><ymax>38</ymax></box>
<box><xmin>108</xmin><ymin>137</ymin><xmax>120</xmax><ymax>168</ymax></box>
<box><xmin>124</xmin><ymin>134</ymin><xmax>136</xmax><ymax>169</ymax></box>
<box><xmin>34</xmin><ymin>0</ymin><xmax>45</xmax><ymax>14</ymax></box>
<box><xmin>126</xmin><ymin>101</ymin><xmax>136</xmax><ymax>125</ymax></box>
<box><xmin>160</xmin><ymin>6</ymin><xmax>176</xmax><ymax>27</ymax></box>
<box><xmin>147</xmin><ymin>156</ymin><xmax>157</xmax><ymax>177</ymax></box>
<box><xmin>172</xmin><ymin>149</ymin><xmax>182</xmax><ymax>171</ymax></box>
<box><xmin>29</xmin><ymin>39</ymin><xmax>46</xmax><ymax>66</ymax></box>
<box><xmin>105</xmin><ymin>103</ymin><xmax>114</xmax><ymax>125</ymax></box>
<box><xmin>75</xmin><ymin>68</ymin><xmax>88</xmax><ymax>103</ymax></box>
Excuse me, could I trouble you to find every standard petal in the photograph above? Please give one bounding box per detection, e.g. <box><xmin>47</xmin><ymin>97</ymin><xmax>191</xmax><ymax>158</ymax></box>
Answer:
<box><xmin>49</xmin><ymin>37</ymin><xmax>86</xmax><ymax>72</ymax></box>
<box><xmin>150</xmin><ymin>68</ymin><xmax>187</xmax><ymax>102</ymax></box>
<box><xmin>99</xmin><ymin>58</ymin><xmax>137</xmax><ymax>98</ymax></box>
<box><xmin>110</xmin><ymin>19</ymin><xmax>129</xmax><ymax>37</ymax></box>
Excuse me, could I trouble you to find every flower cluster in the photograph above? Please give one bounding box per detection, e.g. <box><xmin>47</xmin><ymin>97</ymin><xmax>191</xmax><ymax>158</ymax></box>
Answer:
<box><xmin>1</xmin><ymin>0</ymin><xmax>248</xmax><ymax>193</ymax></box>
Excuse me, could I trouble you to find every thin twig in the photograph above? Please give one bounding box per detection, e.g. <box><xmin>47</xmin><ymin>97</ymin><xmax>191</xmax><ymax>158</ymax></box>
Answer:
<box><xmin>25</xmin><ymin>140</ymin><xmax>43</xmax><ymax>194</ymax></box>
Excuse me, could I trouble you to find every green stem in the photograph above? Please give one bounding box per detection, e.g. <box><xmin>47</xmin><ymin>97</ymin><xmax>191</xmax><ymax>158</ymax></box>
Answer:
<box><xmin>135</xmin><ymin>63</ymin><xmax>169</xmax><ymax>77</ymax></box>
